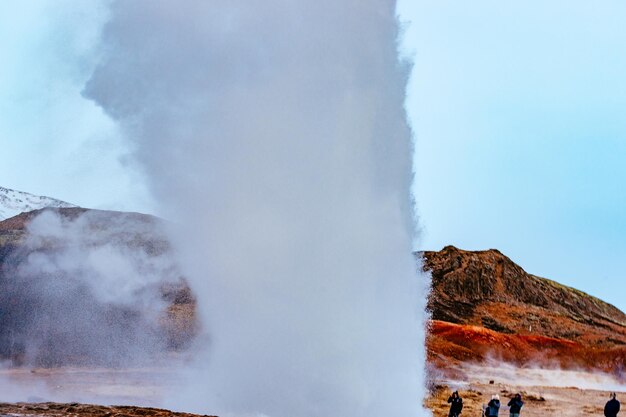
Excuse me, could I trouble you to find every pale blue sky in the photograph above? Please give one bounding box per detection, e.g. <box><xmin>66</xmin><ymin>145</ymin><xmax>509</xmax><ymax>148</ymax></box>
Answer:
<box><xmin>0</xmin><ymin>2</ymin><xmax>151</xmax><ymax>212</ymax></box>
<box><xmin>1</xmin><ymin>2</ymin><xmax>625</xmax><ymax>311</ymax></box>
<box><xmin>399</xmin><ymin>1</ymin><xmax>626</xmax><ymax>311</ymax></box>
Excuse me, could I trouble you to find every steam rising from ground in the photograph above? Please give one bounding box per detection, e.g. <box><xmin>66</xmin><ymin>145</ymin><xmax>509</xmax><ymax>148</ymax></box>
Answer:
<box><xmin>0</xmin><ymin>210</ymin><xmax>182</xmax><ymax>367</ymax></box>
<box><xmin>85</xmin><ymin>1</ymin><xmax>427</xmax><ymax>416</ymax></box>
<box><xmin>459</xmin><ymin>362</ymin><xmax>626</xmax><ymax>393</ymax></box>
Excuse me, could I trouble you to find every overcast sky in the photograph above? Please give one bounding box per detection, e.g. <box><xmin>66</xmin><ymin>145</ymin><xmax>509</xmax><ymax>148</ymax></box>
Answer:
<box><xmin>1</xmin><ymin>1</ymin><xmax>625</xmax><ymax>312</ymax></box>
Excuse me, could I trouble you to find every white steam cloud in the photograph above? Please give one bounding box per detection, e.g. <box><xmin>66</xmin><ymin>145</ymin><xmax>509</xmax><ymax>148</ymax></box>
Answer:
<box><xmin>0</xmin><ymin>209</ymin><xmax>183</xmax><ymax>368</ymax></box>
<box><xmin>460</xmin><ymin>362</ymin><xmax>626</xmax><ymax>393</ymax></box>
<box><xmin>85</xmin><ymin>1</ymin><xmax>427</xmax><ymax>417</ymax></box>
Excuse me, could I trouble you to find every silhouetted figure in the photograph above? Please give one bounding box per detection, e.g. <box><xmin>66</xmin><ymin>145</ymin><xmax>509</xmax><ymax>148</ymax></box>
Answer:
<box><xmin>508</xmin><ymin>393</ymin><xmax>524</xmax><ymax>417</ymax></box>
<box><xmin>605</xmin><ymin>393</ymin><xmax>620</xmax><ymax>417</ymax></box>
<box><xmin>485</xmin><ymin>394</ymin><xmax>500</xmax><ymax>417</ymax></box>
<box><xmin>447</xmin><ymin>391</ymin><xmax>463</xmax><ymax>417</ymax></box>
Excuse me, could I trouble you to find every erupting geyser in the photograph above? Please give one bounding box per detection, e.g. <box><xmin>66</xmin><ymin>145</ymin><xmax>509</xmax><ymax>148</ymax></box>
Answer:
<box><xmin>85</xmin><ymin>1</ymin><xmax>428</xmax><ymax>416</ymax></box>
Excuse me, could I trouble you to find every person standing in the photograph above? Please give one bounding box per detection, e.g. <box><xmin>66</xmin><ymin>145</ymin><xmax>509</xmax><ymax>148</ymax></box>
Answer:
<box><xmin>508</xmin><ymin>393</ymin><xmax>524</xmax><ymax>417</ymax></box>
<box><xmin>447</xmin><ymin>391</ymin><xmax>463</xmax><ymax>417</ymax></box>
<box><xmin>486</xmin><ymin>394</ymin><xmax>501</xmax><ymax>417</ymax></box>
<box><xmin>605</xmin><ymin>393</ymin><xmax>620</xmax><ymax>417</ymax></box>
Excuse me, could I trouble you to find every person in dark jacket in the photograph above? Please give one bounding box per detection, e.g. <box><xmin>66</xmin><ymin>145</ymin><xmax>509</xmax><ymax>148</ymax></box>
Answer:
<box><xmin>508</xmin><ymin>393</ymin><xmax>524</xmax><ymax>417</ymax></box>
<box><xmin>605</xmin><ymin>393</ymin><xmax>620</xmax><ymax>417</ymax></box>
<box><xmin>485</xmin><ymin>394</ymin><xmax>500</xmax><ymax>417</ymax></box>
<box><xmin>447</xmin><ymin>391</ymin><xmax>463</xmax><ymax>417</ymax></box>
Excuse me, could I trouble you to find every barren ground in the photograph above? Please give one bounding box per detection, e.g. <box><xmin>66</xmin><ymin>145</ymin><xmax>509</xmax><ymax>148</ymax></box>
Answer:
<box><xmin>427</xmin><ymin>363</ymin><xmax>626</xmax><ymax>417</ymax></box>
<box><xmin>0</xmin><ymin>402</ymin><xmax>214</xmax><ymax>417</ymax></box>
<box><xmin>0</xmin><ymin>367</ymin><xmax>183</xmax><ymax>407</ymax></box>
<box><xmin>0</xmin><ymin>364</ymin><xmax>623</xmax><ymax>416</ymax></box>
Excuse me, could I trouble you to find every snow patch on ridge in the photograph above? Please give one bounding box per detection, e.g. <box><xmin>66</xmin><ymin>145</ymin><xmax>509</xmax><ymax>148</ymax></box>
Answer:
<box><xmin>0</xmin><ymin>186</ymin><xmax>76</xmax><ymax>220</ymax></box>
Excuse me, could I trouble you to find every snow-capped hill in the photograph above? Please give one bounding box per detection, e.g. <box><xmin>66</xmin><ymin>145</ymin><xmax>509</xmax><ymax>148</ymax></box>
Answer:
<box><xmin>0</xmin><ymin>186</ymin><xmax>77</xmax><ymax>220</ymax></box>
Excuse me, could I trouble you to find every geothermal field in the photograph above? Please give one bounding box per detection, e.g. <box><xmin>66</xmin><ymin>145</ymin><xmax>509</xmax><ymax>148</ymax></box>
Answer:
<box><xmin>2</xmin><ymin>1</ymin><xmax>626</xmax><ymax>417</ymax></box>
<box><xmin>2</xmin><ymin>1</ymin><xmax>426</xmax><ymax>416</ymax></box>
<box><xmin>428</xmin><ymin>367</ymin><xmax>625</xmax><ymax>417</ymax></box>
<box><xmin>0</xmin><ymin>363</ymin><xmax>622</xmax><ymax>416</ymax></box>
<box><xmin>1</xmin><ymin>207</ymin><xmax>625</xmax><ymax>417</ymax></box>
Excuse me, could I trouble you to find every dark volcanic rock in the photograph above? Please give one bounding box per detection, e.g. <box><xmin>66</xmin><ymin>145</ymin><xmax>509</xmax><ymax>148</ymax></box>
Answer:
<box><xmin>0</xmin><ymin>402</ymin><xmax>215</xmax><ymax>417</ymax></box>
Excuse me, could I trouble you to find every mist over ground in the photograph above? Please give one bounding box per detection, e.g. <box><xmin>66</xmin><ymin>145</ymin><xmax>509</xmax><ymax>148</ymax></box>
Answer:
<box><xmin>85</xmin><ymin>1</ymin><xmax>428</xmax><ymax>416</ymax></box>
<box><xmin>0</xmin><ymin>209</ymin><xmax>183</xmax><ymax>367</ymax></box>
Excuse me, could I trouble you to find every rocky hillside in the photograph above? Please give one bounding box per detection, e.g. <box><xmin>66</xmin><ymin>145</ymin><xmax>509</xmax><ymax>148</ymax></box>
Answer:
<box><xmin>0</xmin><ymin>207</ymin><xmax>196</xmax><ymax>366</ymax></box>
<box><xmin>423</xmin><ymin>246</ymin><xmax>626</xmax><ymax>375</ymax></box>
<box><xmin>1</xmin><ymin>202</ymin><xmax>624</xmax><ymax>375</ymax></box>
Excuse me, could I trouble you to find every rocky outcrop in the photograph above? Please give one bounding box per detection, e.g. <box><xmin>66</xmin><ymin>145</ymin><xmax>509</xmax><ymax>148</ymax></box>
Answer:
<box><xmin>422</xmin><ymin>246</ymin><xmax>626</xmax><ymax>374</ymax></box>
<box><xmin>424</xmin><ymin>246</ymin><xmax>626</xmax><ymax>329</ymax></box>
<box><xmin>0</xmin><ymin>402</ymin><xmax>215</xmax><ymax>417</ymax></box>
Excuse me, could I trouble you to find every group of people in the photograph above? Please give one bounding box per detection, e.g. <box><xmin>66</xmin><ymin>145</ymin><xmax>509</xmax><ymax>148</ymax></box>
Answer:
<box><xmin>446</xmin><ymin>390</ymin><xmax>620</xmax><ymax>417</ymax></box>
<box><xmin>446</xmin><ymin>391</ymin><xmax>523</xmax><ymax>417</ymax></box>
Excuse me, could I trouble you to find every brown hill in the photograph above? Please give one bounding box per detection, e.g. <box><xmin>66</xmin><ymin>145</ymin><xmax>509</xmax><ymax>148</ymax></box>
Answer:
<box><xmin>0</xmin><ymin>208</ymin><xmax>196</xmax><ymax>366</ymax></box>
<box><xmin>423</xmin><ymin>246</ymin><xmax>626</xmax><ymax>376</ymax></box>
<box><xmin>2</xmin><ymin>208</ymin><xmax>624</xmax><ymax>376</ymax></box>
